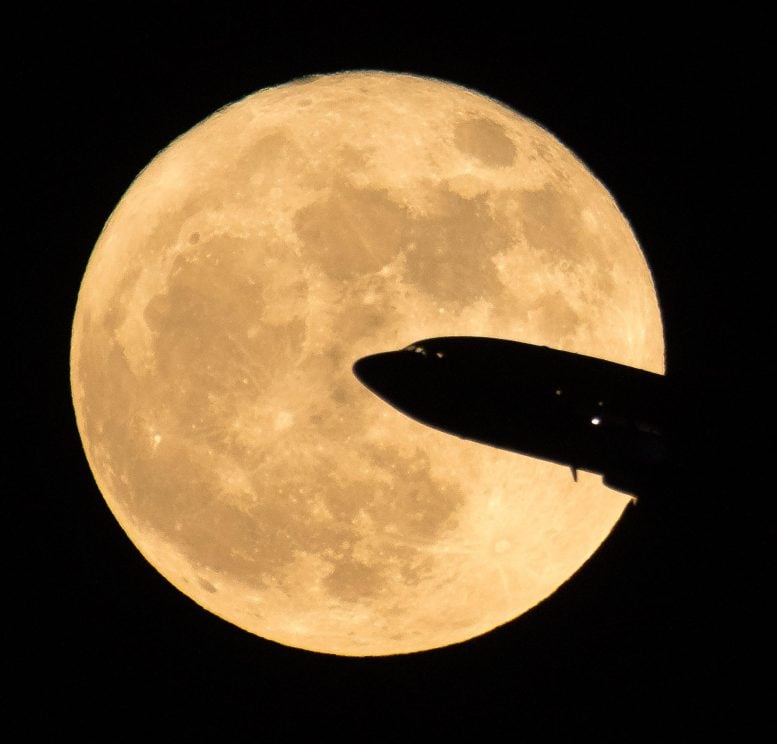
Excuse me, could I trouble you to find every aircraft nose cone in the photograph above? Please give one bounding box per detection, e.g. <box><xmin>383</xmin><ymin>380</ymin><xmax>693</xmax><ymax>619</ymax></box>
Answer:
<box><xmin>354</xmin><ymin>347</ymin><xmax>470</xmax><ymax>439</ymax></box>
<box><xmin>352</xmin><ymin>351</ymin><xmax>406</xmax><ymax>399</ymax></box>
<box><xmin>353</xmin><ymin>348</ymin><xmax>447</xmax><ymax>428</ymax></box>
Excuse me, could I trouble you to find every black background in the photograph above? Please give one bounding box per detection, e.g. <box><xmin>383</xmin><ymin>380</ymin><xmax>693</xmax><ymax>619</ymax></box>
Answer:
<box><xmin>13</xmin><ymin>5</ymin><xmax>764</xmax><ymax>739</ymax></box>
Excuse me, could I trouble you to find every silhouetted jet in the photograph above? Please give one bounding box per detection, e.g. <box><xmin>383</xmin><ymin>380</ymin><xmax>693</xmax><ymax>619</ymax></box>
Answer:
<box><xmin>353</xmin><ymin>337</ymin><xmax>670</xmax><ymax>497</ymax></box>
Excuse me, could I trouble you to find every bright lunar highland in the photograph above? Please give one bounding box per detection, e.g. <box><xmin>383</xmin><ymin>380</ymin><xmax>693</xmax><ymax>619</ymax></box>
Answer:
<box><xmin>71</xmin><ymin>71</ymin><xmax>664</xmax><ymax>655</ymax></box>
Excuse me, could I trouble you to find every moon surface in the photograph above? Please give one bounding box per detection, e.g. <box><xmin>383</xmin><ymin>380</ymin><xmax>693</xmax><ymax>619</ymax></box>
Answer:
<box><xmin>70</xmin><ymin>71</ymin><xmax>663</xmax><ymax>656</ymax></box>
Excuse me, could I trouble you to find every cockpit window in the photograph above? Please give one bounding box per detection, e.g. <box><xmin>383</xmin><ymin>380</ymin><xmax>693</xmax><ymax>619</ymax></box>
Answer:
<box><xmin>403</xmin><ymin>342</ymin><xmax>444</xmax><ymax>359</ymax></box>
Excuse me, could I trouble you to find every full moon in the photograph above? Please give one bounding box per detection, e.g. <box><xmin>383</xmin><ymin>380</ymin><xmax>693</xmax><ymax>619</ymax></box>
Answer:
<box><xmin>71</xmin><ymin>71</ymin><xmax>663</xmax><ymax>655</ymax></box>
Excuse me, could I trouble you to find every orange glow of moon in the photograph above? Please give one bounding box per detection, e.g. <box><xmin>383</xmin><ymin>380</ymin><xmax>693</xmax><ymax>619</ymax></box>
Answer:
<box><xmin>70</xmin><ymin>71</ymin><xmax>663</xmax><ymax>656</ymax></box>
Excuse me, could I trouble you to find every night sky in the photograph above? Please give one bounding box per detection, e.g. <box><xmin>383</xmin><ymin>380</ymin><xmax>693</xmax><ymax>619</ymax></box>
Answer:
<box><xmin>14</xmin><ymin>7</ymin><xmax>761</xmax><ymax>738</ymax></box>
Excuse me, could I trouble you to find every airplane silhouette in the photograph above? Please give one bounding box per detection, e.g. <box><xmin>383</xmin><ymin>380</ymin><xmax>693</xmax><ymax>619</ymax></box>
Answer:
<box><xmin>353</xmin><ymin>336</ymin><xmax>671</xmax><ymax>497</ymax></box>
